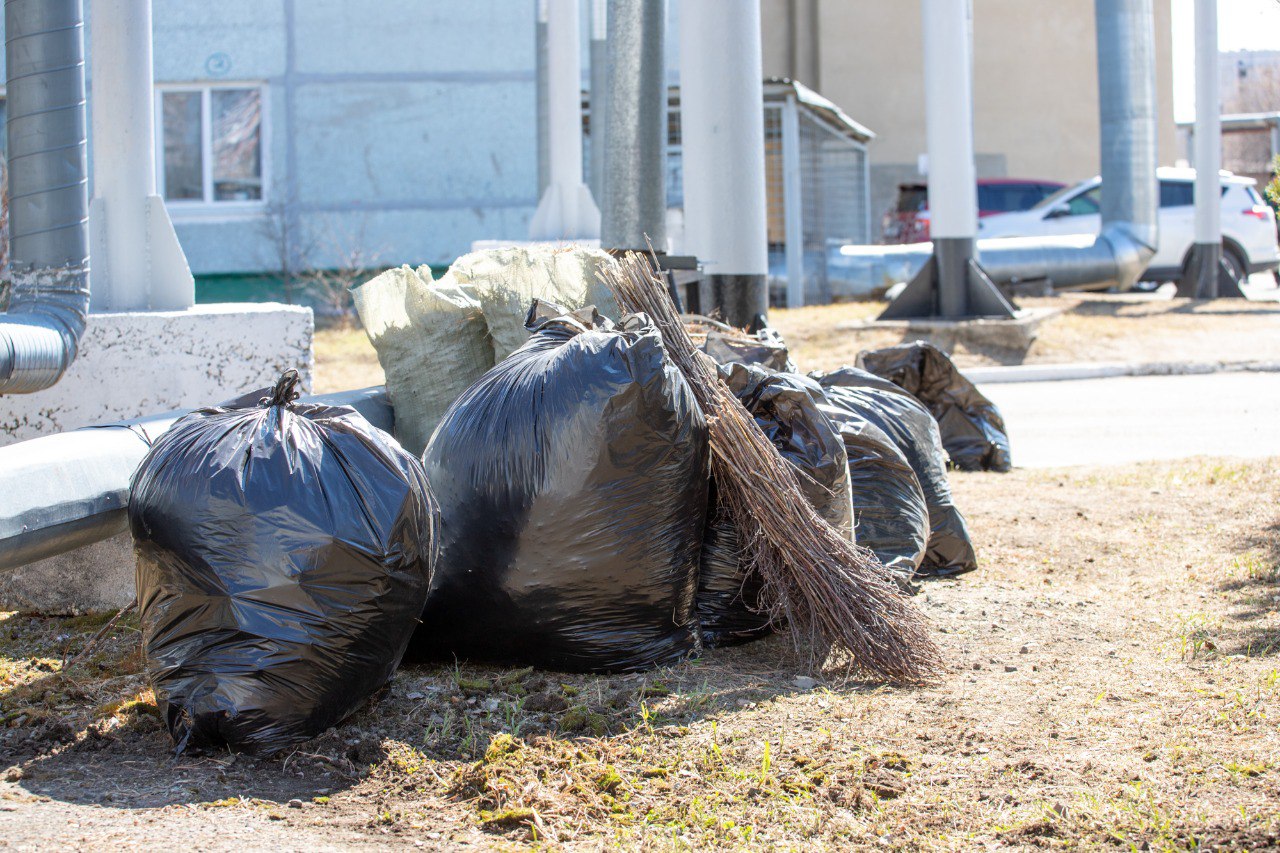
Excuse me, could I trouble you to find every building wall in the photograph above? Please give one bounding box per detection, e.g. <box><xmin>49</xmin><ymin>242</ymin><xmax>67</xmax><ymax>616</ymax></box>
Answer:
<box><xmin>761</xmin><ymin>0</ymin><xmax>1179</xmax><ymax>235</ymax></box>
<box><xmin>154</xmin><ymin>0</ymin><xmax>537</xmax><ymax>274</ymax></box>
<box><xmin>0</xmin><ymin>1</ymin><xmax>540</xmax><ymax>276</ymax></box>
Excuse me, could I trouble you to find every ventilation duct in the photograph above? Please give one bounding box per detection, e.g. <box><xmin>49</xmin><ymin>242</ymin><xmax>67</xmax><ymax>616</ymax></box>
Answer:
<box><xmin>0</xmin><ymin>0</ymin><xmax>91</xmax><ymax>394</ymax></box>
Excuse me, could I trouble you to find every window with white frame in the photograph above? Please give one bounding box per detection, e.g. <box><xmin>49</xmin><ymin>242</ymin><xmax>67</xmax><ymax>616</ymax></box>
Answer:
<box><xmin>157</xmin><ymin>84</ymin><xmax>265</xmax><ymax>205</ymax></box>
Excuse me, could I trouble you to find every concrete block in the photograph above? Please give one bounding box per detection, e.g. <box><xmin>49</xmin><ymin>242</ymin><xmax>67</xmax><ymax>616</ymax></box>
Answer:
<box><xmin>0</xmin><ymin>303</ymin><xmax>314</xmax><ymax>447</ymax></box>
<box><xmin>0</xmin><ymin>533</ymin><xmax>134</xmax><ymax>616</ymax></box>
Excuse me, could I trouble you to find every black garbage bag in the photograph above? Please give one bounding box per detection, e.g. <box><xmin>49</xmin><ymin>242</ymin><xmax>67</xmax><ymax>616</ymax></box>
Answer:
<box><xmin>815</xmin><ymin>401</ymin><xmax>930</xmax><ymax>581</ymax></box>
<box><xmin>698</xmin><ymin>364</ymin><xmax>853</xmax><ymax>646</ymax></box>
<box><xmin>130</xmin><ymin>371</ymin><xmax>437</xmax><ymax>756</ymax></box>
<box><xmin>857</xmin><ymin>341</ymin><xmax>1012</xmax><ymax>472</ymax></box>
<box><xmin>699</xmin><ymin>327</ymin><xmax>796</xmax><ymax>373</ymax></box>
<box><xmin>815</xmin><ymin>367</ymin><xmax>978</xmax><ymax>577</ymax></box>
<box><xmin>413</xmin><ymin>301</ymin><xmax>709</xmax><ymax>673</ymax></box>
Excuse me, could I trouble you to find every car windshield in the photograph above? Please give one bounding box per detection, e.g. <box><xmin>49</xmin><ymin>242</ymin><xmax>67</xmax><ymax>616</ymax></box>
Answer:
<box><xmin>1032</xmin><ymin>182</ymin><xmax>1089</xmax><ymax>211</ymax></box>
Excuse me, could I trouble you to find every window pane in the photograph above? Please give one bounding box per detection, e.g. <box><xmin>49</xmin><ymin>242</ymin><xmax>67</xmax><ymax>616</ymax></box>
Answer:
<box><xmin>162</xmin><ymin>92</ymin><xmax>203</xmax><ymax>200</ymax></box>
<box><xmin>1066</xmin><ymin>187</ymin><xmax>1101</xmax><ymax>216</ymax></box>
<box><xmin>211</xmin><ymin>88</ymin><xmax>262</xmax><ymax>201</ymax></box>
<box><xmin>1159</xmin><ymin>180</ymin><xmax>1194</xmax><ymax>208</ymax></box>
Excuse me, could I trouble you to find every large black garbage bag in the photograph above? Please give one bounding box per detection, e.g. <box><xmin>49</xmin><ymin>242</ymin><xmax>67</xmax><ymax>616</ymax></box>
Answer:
<box><xmin>698</xmin><ymin>364</ymin><xmax>853</xmax><ymax>646</ymax></box>
<box><xmin>815</xmin><ymin>367</ymin><xmax>978</xmax><ymax>577</ymax></box>
<box><xmin>858</xmin><ymin>341</ymin><xmax>1012</xmax><ymax>472</ymax></box>
<box><xmin>815</xmin><ymin>402</ymin><xmax>930</xmax><ymax>581</ymax></box>
<box><xmin>414</xmin><ymin>301</ymin><xmax>709</xmax><ymax>673</ymax></box>
<box><xmin>130</xmin><ymin>371</ymin><xmax>437</xmax><ymax>756</ymax></box>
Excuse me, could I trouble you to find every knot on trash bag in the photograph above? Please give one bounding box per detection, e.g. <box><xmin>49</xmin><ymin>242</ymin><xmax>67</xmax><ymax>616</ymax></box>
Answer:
<box><xmin>263</xmin><ymin>369</ymin><xmax>303</xmax><ymax>408</ymax></box>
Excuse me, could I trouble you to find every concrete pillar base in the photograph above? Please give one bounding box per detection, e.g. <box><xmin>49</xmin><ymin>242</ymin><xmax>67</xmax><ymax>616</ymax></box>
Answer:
<box><xmin>1177</xmin><ymin>242</ymin><xmax>1243</xmax><ymax>299</ymax></box>
<box><xmin>697</xmin><ymin>273</ymin><xmax>768</xmax><ymax>329</ymax></box>
<box><xmin>878</xmin><ymin>239</ymin><xmax>1018</xmax><ymax>321</ymax></box>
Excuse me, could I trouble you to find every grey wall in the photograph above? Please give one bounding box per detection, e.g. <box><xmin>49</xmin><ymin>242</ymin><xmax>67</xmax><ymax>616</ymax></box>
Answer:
<box><xmin>1</xmin><ymin>0</ymin><xmax>542</xmax><ymax>275</ymax></box>
<box><xmin>159</xmin><ymin>0</ymin><xmax>538</xmax><ymax>274</ymax></box>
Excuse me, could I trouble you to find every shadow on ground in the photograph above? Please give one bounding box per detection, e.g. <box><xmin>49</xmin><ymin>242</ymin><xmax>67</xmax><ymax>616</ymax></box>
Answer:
<box><xmin>2</xmin><ymin>626</ymin><xmax>851</xmax><ymax>815</ymax></box>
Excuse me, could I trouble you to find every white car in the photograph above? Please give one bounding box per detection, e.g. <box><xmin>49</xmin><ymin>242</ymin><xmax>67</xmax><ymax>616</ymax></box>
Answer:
<box><xmin>977</xmin><ymin>167</ymin><xmax>1280</xmax><ymax>286</ymax></box>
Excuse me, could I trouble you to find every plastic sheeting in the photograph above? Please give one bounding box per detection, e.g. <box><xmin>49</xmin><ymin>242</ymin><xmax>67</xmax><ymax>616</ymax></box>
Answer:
<box><xmin>815</xmin><ymin>367</ymin><xmax>978</xmax><ymax>577</ymax></box>
<box><xmin>697</xmin><ymin>364</ymin><xmax>853</xmax><ymax>647</ymax></box>
<box><xmin>130</xmin><ymin>371</ymin><xmax>437</xmax><ymax>756</ymax></box>
<box><xmin>413</xmin><ymin>301</ymin><xmax>709</xmax><ymax>673</ymax></box>
<box><xmin>699</xmin><ymin>328</ymin><xmax>795</xmax><ymax>373</ymax></box>
<box><xmin>858</xmin><ymin>342</ymin><xmax>1012</xmax><ymax>472</ymax></box>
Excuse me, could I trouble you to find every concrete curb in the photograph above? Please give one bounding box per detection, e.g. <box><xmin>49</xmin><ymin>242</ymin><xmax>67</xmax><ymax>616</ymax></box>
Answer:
<box><xmin>965</xmin><ymin>359</ymin><xmax>1280</xmax><ymax>385</ymax></box>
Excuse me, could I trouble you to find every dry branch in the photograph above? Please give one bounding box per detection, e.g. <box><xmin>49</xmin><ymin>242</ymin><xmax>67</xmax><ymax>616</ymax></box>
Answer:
<box><xmin>599</xmin><ymin>253</ymin><xmax>944</xmax><ymax>683</ymax></box>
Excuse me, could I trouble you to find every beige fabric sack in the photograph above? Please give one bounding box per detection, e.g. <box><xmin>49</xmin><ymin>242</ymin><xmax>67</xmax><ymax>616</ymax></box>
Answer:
<box><xmin>352</xmin><ymin>264</ymin><xmax>493</xmax><ymax>456</ymax></box>
<box><xmin>450</xmin><ymin>246</ymin><xmax>621</xmax><ymax>361</ymax></box>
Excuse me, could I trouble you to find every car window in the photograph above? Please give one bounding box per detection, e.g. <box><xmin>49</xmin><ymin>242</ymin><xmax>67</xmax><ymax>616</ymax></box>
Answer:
<box><xmin>979</xmin><ymin>184</ymin><xmax>1052</xmax><ymax>213</ymax></box>
<box><xmin>1033</xmin><ymin>182</ymin><xmax>1090</xmax><ymax>211</ymax></box>
<box><xmin>895</xmin><ymin>186</ymin><xmax>928</xmax><ymax>213</ymax></box>
<box><xmin>1064</xmin><ymin>187</ymin><xmax>1101</xmax><ymax>216</ymax></box>
<box><xmin>1246</xmin><ymin>185</ymin><xmax>1264</xmax><ymax>204</ymax></box>
<box><xmin>1159</xmin><ymin>180</ymin><xmax>1194</xmax><ymax>208</ymax></box>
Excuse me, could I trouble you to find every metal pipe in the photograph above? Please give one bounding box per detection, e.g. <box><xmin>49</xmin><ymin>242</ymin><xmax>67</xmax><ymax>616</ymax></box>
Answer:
<box><xmin>601</xmin><ymin>0</ymin><xmax>667</xmax><ymax>251</ymax></box>
<box><xmin>536</xmin><ymin>0</ymin><xmax>550</xmax><ymax>198</ymax></box>
<box><xmin>680</xmin><ymin>0</ymin><xmax>768</xmax><ymax>326</ymax></box>
<box><xmin>1093</xmin><ymin>0</ymin><xmax>1159</xmax><ymax>289</ymax></box>
<box><xmin>529</xmin><ymin>0</ymin><xmax>600</xmax><ymax>239</ymax></box>
<box><xmin>588</xmin><ymin>0</ymin><xmax>609</xmax><ymax>206</ymax></box>
<box><xmin>781</xmin><ymin>94</ymin><xmax>805</xmax><ymax>308</ymax></box>
<box><xmin>0</xmin><ymin>385</ymin><xmax>394</xmax><ymax>571</ymax></box>
<box><xmin>0</xmin><ymin>0</ymin><xmax>90</xmax><ymax>394</ymax></box>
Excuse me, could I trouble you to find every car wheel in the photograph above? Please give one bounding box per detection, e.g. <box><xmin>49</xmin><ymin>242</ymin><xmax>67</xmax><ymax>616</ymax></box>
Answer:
<box><xmin>1222</xmin><ymin>244</ymin><xmax>1247</xmax><ymax>286</ymax></box>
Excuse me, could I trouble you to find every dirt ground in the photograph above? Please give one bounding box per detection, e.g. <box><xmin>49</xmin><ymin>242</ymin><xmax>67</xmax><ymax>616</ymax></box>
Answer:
<box><xmin>1</xmin><ymin>456</ymin><xmax>1277</xmax><ymax>850</ymax></box>
<box><xmin>312</xmin><ymin>293</ymin><xmax>1280</xmax><ymax>395</ymax></box>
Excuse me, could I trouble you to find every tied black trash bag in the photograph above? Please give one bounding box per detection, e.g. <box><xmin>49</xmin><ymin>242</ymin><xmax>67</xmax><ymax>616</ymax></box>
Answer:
<box><xmin>858</xmin><ymin>341</ymin><xmax>1012</xmax><ymax>472</ymax></box>
<box><xmin>413</xmin><ymin>301</ymin><xmax>709</xmax><ymax>673</ymax></box>
<box><xmin>130</xmin><ymin>370</ymin><xmax>437</xmax><ymax>756</ymax></box>
<box><xmin>698</xmin><ymin>364</ymin><xmax>853</xmax><ymax>646</ymax></box>
<box><xmin>815</xmin><ymin>367</ymin><xmax>978</xmax><ymax>577</ymax></box>
<box><xmin>815</xmin><ymin>401</ymin><xmax>930</xmax><ymax>581</ymax></box>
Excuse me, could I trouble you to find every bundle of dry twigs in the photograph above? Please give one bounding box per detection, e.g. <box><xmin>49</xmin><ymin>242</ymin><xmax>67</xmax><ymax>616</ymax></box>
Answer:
<box><xmin>600</xmin><ymin>253</ymin><xmax>944</xmax><ymax>683</ymax></box>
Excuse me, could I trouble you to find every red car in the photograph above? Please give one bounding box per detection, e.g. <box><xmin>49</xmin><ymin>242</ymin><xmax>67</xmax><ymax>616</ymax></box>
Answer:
<box><xmin>882</xmin><ymin>178</ymin><xmax>1067</xmax><ymax>244</ymax></box>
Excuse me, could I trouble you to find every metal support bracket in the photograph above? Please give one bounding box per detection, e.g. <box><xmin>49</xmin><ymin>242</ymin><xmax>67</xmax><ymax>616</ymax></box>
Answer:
<box><xmin>878</xmin><ymin>255</ymin><xmax>1019</xmax><ymax>321</ymax></box>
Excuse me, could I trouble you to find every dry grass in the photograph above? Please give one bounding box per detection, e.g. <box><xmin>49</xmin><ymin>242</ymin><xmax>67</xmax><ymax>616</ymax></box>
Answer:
<box><xmin>311</xmin><ymin>322</ymin><xmax>383</xmax><ymax>395</ymax></box>
<box><xmin>1</xmin><ymin>456</ymin><xmax>1278</xmax><ymax>848</ymax></box>
<box><xmin>311</xmin><ymin>293</ymin><xmax>1280</xmax><ymax>397</ymax></box>
<box><xmin>772</xmin><ymin>293</ymin><xmax>1280</xmax><ymax>374</ymax></box>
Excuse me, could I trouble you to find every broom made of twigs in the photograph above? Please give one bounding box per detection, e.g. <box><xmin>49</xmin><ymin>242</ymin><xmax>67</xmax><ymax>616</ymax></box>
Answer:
<box><xmin>599</xmin><ymin>253</ymin><xmax>944</xmax><ymax>683</ymax></box>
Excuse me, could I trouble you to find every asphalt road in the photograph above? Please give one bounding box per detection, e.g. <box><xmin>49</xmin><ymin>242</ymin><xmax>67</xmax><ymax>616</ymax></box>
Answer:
<box><xmin>982</xmin><ymin>371</ymin><xmax>1280</xmax><ymax>468</ymax></box>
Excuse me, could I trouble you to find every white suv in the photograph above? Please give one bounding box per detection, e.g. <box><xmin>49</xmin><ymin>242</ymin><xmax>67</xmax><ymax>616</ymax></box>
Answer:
<box><xmin>977</xmin><ymin>167</ymin><xmax>1280</xmax><ymax>286</ymax></box>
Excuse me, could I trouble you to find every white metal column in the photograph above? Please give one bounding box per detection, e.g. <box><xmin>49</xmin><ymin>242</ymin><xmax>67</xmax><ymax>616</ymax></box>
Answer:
<box><xmin>1193</xmin><ymin>0</ymin><xmax>1221</xmax><ymax>248</ymax></box>
<box><xmin>780</xmin><ymin>96</ymin><xmax>805</xmax><ymax>308</ymax></box>
<box><xmin>88</xmin><ymin>0</ymin><xmax>193</xmax><ymax>311</ymax></box>
<box><xmin>922</xmin><ymin>0</ymin><xmax>978</xmax><ymax>243</ymax></box>
<box><xmin>529</xmin><ymin>0</ymin><xmax>601</xmax><ymax>240</ymax></box>
<box><xmin>679</xmin><ymin>0</ymin><xmax>769</xmax><ymax>324</ymax></box>
<box><xmin>1182</xmin><ymin>0</ymin><xmax>1231</xmax><ymax>298</ymax></box>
